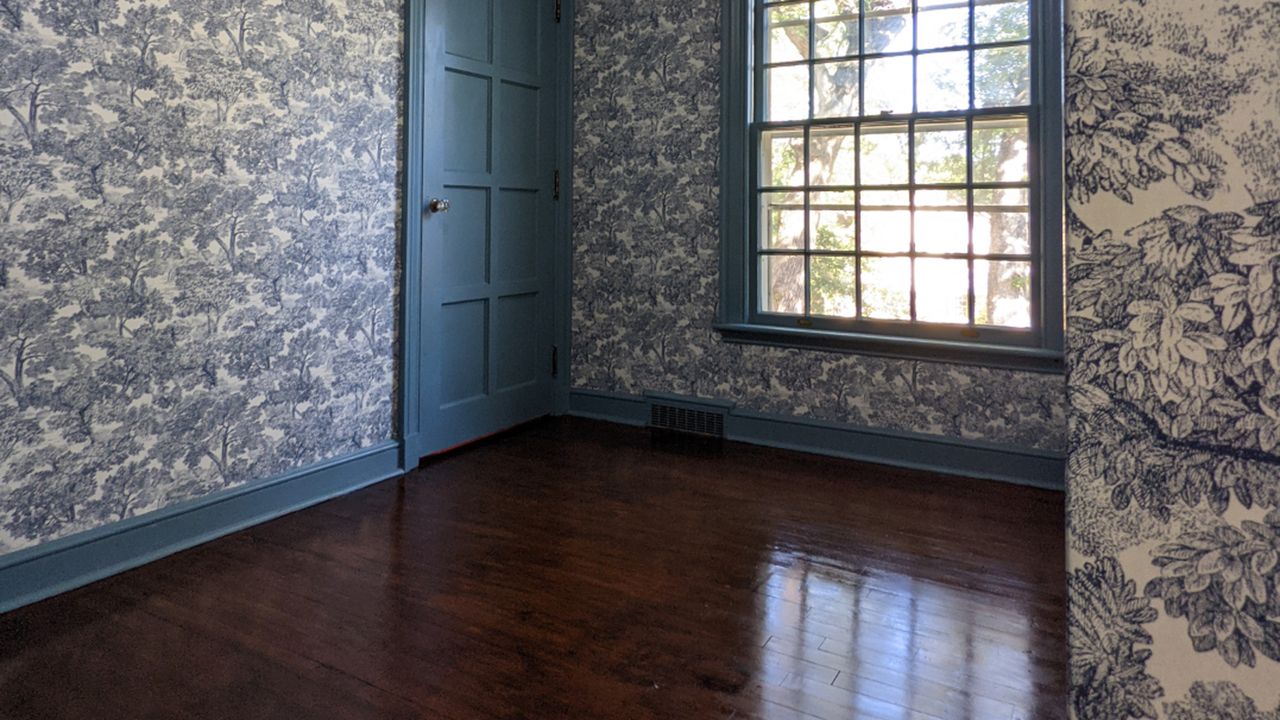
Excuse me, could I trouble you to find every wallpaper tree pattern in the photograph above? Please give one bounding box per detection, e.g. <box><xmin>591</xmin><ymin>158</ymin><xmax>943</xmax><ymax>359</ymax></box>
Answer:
<box><xmin>571</xmin><ymin>1</ymin><xmax>1069</xmax><ymax>453</ymax></box>
<box><xmin>1065</xmin><ymin>0</ymin><xmax>1280</xmax><ymax>717</ymax></box>
<box><xmin>0</xmin><ymin>0</ymin><xmax>401</xmax><ymax>555</ymax></box>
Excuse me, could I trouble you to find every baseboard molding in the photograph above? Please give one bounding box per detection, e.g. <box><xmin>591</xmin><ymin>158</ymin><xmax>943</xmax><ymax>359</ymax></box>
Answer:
<box><xmin>0</xmin><ymin>390</ymin><xmax>1063</xmax><ymax>613</ymax></box>
<box><xmin>568</xmin><ymin>389</ymin><xmax>1065</xmax><ymax>490</ymax></box>
<box><xmin>0</xmin><ymin>441</ymin><xmax>403</xmax><ymax>614</ymax></box>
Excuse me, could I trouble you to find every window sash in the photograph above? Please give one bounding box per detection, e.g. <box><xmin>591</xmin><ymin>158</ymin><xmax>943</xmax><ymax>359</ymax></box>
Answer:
<box><xmin>747</xmin><ymin>0</ymin><xmax>1047</xmax><ymax>343</ymax></box>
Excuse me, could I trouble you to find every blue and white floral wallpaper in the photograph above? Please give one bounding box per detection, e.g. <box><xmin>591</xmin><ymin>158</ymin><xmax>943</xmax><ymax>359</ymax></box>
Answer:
<box><xmin>0</xmin><ymin>0</ymin><xmax>401</xmax><ymax>556</ymax></box>
<box><xmin>1065</xmin><ymin>0</ymin><xmax>1280</xmax><ymax>717</ymax></box>
<box><xmin>571</xmin><ymin>2</ymin><xmax>1069</xmax><ymax>452</ymax></box>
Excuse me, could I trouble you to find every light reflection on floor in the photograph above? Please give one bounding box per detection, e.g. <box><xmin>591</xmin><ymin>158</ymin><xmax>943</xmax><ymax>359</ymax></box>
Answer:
<box><xmin>751</xmin><ymin>549</ymin><xmax>1046</xmax><ymax>720</ymax></box>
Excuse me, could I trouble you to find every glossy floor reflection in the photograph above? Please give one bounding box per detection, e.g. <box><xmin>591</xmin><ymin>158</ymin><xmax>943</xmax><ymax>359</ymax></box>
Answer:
<box><xmin>0</xmin><ymin>418</ymin><xmax>1066</xmax><ymax>719</ymax></box>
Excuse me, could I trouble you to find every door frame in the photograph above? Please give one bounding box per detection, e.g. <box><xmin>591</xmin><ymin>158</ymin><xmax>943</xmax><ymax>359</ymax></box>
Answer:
<box><xmin>398</xmin><ymin>0</ymin><xmax>576</xmax><ymax>466</ymax></box>
<box><xmin>552</xmin><ymin>0</ymin><xmax>577</xmax><ymax>419</ymax></box>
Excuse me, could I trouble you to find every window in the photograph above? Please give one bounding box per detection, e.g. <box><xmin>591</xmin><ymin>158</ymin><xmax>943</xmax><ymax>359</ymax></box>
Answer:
<box><xmin>717</xmin><ymin>0</ymin><xmax>1064</xmax><ymax>371</ymax></box>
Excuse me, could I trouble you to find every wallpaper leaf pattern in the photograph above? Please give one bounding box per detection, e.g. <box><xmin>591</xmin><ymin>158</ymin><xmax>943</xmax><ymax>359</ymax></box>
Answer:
<box><xmin>1066</xmin><ymin>0</ymin><xmax>1280</xmax><ymax>716</ymax></box>
<box><xmin>1165</xmin><ymin>682</ymin><xmax>1280</xmax><ymax>720</ymax></box>
<box><xmin>1145</xmin><ymin>514</ymin><xmax>1280</xmax><ymax>669</ymax></box>
<box><xmin>0</xmin><ymin>0</ymin><xmax>401</xmax><ymax>555</ymax></box>
<box><xmin>571</xmin><ymin>0</ymin><xmax>1068</xmax><ymax>453</ymax></box>
<box><xmin>1068</xmin><ymin>557</ymin><xmax>1162</xmax><ymax>720</ymax></box>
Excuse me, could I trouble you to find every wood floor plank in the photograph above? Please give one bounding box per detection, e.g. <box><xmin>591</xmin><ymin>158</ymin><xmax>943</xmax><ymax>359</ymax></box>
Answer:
<box><xmin>0</xmin><ymin>417</ymin><xmax>1067</xmax><ymax>719</ymax></box>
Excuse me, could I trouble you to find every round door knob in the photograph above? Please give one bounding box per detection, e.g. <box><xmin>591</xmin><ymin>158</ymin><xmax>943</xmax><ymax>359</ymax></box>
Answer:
<box><xmin>428</xmin><ymin>198</ymin><xmax>451</xmax><ymax>214</ymax></box>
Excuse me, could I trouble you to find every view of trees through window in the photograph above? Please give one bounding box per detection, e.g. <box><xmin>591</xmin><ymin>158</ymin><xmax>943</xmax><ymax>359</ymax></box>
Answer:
<box><xmin>754</xmin><ymin>0</ymin><xmax>1036</xmax><ymax>330</ymax></box>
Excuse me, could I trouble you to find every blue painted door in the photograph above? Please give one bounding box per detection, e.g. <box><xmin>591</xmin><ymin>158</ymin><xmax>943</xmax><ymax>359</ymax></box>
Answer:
<box><xmin>418</xmin><ymin>0</ymin><xmax>558</xmax><ymax>457</ymax></box>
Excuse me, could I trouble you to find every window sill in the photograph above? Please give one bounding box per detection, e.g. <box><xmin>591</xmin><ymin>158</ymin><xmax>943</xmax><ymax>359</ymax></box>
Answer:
<box><xmin>712</xmin><ymin>323</ymin><xmax>1065</xmax><ymax>374</ymax></box>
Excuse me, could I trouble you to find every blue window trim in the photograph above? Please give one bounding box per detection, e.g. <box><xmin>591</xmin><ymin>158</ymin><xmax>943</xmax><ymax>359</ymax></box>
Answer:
<box><xmin>716</xmin><ymin>0</ymin><xmax>1065</xmax><ymax>374</ymax></box>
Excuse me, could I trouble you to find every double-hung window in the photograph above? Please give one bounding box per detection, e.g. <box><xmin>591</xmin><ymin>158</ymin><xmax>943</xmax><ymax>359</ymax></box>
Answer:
<box><xmin>717</xmin><ymin>0</ymin><xmax>1064</xmax><ymax>370</ymax></box>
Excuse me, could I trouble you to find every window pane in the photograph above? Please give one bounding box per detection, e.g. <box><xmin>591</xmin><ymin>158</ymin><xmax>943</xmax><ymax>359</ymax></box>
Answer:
<box><xmin>972</xmin><ymin>116</ymin><xmax>1028</xmax><ymax>183</ymax></box>
<box><xmin>761</xmin><ymin>128</ymin><xmax>806</xmax><ymax>186</ymax></box>
<box><xmin>915</xmin><ymin>207</ymin><xmax>968</xmax><ymax>254</ymax></box>
<box><xmin>766</xmin><ymin>65</ymin><xmax>810</xmax><ymax>121</ymax></box>
<box><xmin>864</xmin><ymin>0</ymin><xmax>912</xmax><ymax>53</ymax></box>
<box><xmin>860</xmin><ymin>190</ymin><xmax>910</xmax><ymax>252</ymax></box>
<box><xmin>863</xmin><ymin>55</ymin><xmax>913</xmax><ymax>115</ymax></box>
<box><xmin>814</xmin><ymin>0</ymin><xmax>859</xmax><ymax>58</ymax></box>
<box><xmin>975</xmin><ymin>0</ymin><xmax>1029</xmax><ymax>43</ymax></box>
<box><xmin>974</xmin><ymin>207</ymin><xmax>1030</xmax><ymax>254</ymax></box>
<box><xmin>811</xmin><ymin>191</ymin><xmax>858</xmax><ymax>250</ymax></box>
<box><xmin>860</xmin><ymin>256</ymin><xmax>912</xmax><ymax>320</ymax></box>
<box><xmin>975</xmin><ymin>259</ymin><xmax>1031</xmax><ymax>327</ymax></box>
<box><xmin>860</xmin><ymin>122</ymin><xmax>909</xmax><ymax>185</ymax></box>
<box><xmin>974</xmin><ymin>45</ymin><xmax>1030</xmax><ymax>108</ymax></box>
<box><xmin>917</xmin><ymin>5</ymin><xmax>968</xmax><ymax>49</ymax></box>
<box><xmin>916</xmin><ymin>50</ymin><xmax>969</xmax><ymax>112</ymax></box>
<box><xmin>760</xmin><ymin>254</ymin><xmax>806</xmax><ymax>314</ymax></box>
<box><xmin>811</xmin><ymin>256</ymin><xmax>858</xmax><ymax>317</ymax></box>
<box><xmin>914</xmin><ymin>121</ymin><xmax>967</xmax><ymax>184</ymax></box>
<box><xmin>810</xmin><ymin>126</ymin><xmax>857</xmax><ymax>185</ymax></box>
<box><xmin>760</xmin><ymin>191</ymin><xmax>806</xmax><ymax>249</ymax></box>
<box><xmin>813</xmin><ymin>60</ymin><xmax>860</xmax><ymax>118</ymax></box>
<box><xmin>915</xmin><ymin>258</ymin><xmax>970</xmax><ymax>323</ymax></box>
<box><xmin>973</xmin><ymin>187</ymin><xmax>1030</xmax><ymax>254</ymax></box>
<box><xmin>766</xmin><ymin>4</ymin><xmax>810</xmax><ymax>64</ymax></box>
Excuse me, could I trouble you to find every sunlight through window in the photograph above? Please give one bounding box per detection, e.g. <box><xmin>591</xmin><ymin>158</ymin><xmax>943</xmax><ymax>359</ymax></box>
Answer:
<box><xmin>753</xmin><ymin>0</ymin><xmax>1041</xmax><ymax>336</ymax></box>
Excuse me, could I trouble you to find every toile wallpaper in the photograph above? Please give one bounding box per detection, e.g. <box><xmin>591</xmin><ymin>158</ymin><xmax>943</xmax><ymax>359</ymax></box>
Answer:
<box><xmin>0</xmin><ymin>0</ymin><xmax>401</xmax><ymax>556</ymax></box>
<box><xmin>570</xmin><ymin>1</ymin><xmax>1069</xmax><ymax>454</ymax></box>
<box><xmin>1064</xmin><ymin>0</ymin><xmax>1280</xmax><ymax>717</ymax></box>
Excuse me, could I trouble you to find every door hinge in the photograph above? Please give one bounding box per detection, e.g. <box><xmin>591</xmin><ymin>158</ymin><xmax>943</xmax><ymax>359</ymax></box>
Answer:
<box><xmin>555</xmin><ymin>0</ymin><xmax>561</xmax><ymax>23</ymax></box>
<box><xmin>553</xmin><ymin>169</ymin><xmax>561</xmax><ymax>200</ymax></box>
<box><xmin>551</xmin><ymin>345</ymin><xmax>559</xmax><ymax>378</ymax></box>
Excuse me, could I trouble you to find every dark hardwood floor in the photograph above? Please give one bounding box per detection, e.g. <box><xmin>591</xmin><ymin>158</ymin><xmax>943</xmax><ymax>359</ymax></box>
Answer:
<box><xmin>0</xmin><ymin>418</ymin><xmax>1066</xmax><ymax>720</ymax></box>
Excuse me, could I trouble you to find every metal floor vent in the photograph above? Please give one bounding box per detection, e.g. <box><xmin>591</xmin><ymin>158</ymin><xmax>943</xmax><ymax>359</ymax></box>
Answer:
<box><xmin>648</xmin><ymin>401</ymin><xmax>726</xmax><ymax>438</ymax></box>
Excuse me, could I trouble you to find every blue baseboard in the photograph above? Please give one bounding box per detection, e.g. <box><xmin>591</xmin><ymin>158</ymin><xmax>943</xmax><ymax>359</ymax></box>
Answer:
<box><xmin>0</xmin><ymin>389</ymin><xmax>1063</xmax><ymax>614</ymax></box>
<box><xmin>0</xmin><ymin>441</ymin><xmax>404</xmax><ymax>614</ymax></box>
<box><xmin>568</xmin><ymin>389</ymin><xmax>1065</xmax><ymax>490</ymax></box>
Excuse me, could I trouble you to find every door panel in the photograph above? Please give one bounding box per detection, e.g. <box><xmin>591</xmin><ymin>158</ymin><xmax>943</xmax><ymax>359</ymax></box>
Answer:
<box><xmin>443</xmin><ymin>72</ymin><xmax>491</xmax><ymax>173</ymax></box>
<box><xmin>445</xmin><ymin>0</ymin><xmax>490</xmax><ymax>63</ymax></box>
<box><xmin>497</xmin><ymin>82</ymin><xmax>539</xmax><ymax>177</ymax></box>
<box><xmin>439</xmin><ymin>188</ymin><xmax>489</xmax><ymax>288</ymax></box>
<box><xmin>495</xmin><ymin>293</ymin><xmax>540</xmax><ymax>390</ymax></box>
<box><xmin>496</xmin><ymin>0</ymin><xmax>539</xmax><ymax>70</ymax></box>
<box><xmin>495</xmin><ymin>190</ymin><xmax>538</xmax><ymax>281</ymax></box>
<box><xmin>439</xmin><ymin>301</ymin><xmax>489</xmax><ymax>405</ymax></box>
<box><xmin>419</xmin><ymin>0</ymin><xmax>557</xmax><ymax>457</ymax></box>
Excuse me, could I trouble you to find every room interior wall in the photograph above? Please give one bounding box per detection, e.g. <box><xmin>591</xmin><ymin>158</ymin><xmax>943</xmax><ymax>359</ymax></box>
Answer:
<box><xmin>570</xmin><ymin>2</ymin><xmax>1069</xmax><ymax>454</ymax></box>
<box><xmin>1065</xmin><ymin>1</ymin><xmax>1280</xmax><ymax>717</ymax></box>
<box><xmin>0</xmin><ymin>0</ymin><xmax>402</xmax><ymax>557</ymax></box>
